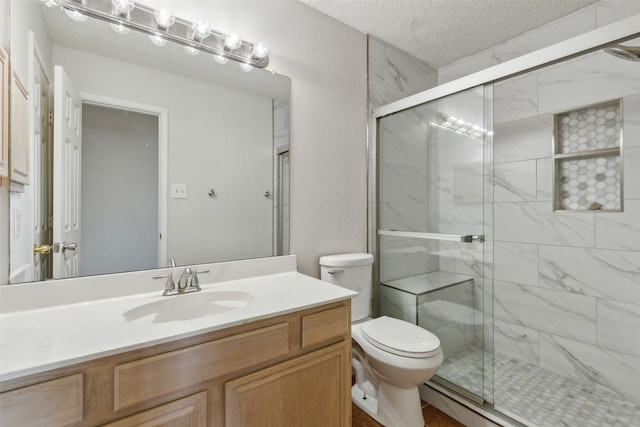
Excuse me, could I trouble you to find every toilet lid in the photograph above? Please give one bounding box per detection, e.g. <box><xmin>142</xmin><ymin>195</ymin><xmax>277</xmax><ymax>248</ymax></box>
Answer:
<box><xmin>361</xmin><ymin>316</ymin><xmax>440</xmax><ymax>358</ymax></box>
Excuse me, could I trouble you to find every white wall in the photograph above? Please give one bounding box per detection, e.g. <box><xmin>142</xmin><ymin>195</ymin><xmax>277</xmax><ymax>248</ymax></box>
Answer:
<box><xmin>143</xmin><ymin>1</ymin><xmax>369</xmax><ymax>277</ymax></box>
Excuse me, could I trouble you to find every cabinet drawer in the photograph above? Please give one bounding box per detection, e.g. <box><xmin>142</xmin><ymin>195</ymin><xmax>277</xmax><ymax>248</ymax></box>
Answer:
<box><xmin>301</xmin><ymin>304</ymin><xmax>349</xmax><ymax>349</ymax></box>
<box><xmin>0</xmin><ymin>373</ymin><xmax>83</xmax><ymax>427</ymax></box>
<box><xmin>114</xmin><ymin>322</ymin><xmax>290</xmax><ymax>410</ymax></box>
<box><xmin>104</xmin><ymin>391</ymin><xmax>207</xmax><ymax>427</ymax></box>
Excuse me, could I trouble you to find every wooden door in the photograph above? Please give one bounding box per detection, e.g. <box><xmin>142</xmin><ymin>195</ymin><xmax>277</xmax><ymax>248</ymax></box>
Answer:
<box><xmin>52</xmin><ymin>66</ymin><xmax>81</xmax><ymax>279</ymax></box>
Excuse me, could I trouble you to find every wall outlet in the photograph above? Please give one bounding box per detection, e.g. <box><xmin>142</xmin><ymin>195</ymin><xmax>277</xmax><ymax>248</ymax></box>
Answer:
<box><xmin>171</xmin><ymin>184</ymin><xmax>188</xmax><ymax>199</ymax></box>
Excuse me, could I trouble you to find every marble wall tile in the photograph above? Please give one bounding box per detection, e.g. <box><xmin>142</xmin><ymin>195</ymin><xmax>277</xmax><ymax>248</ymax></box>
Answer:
<box><xmin>494</xmin><ymin>319</ymin><xmax>539</xmax><ymax>365</ymax></box>
<box><xmin>595</xmin><ymin>199</ymin><xmax>640</xmax><ymax>251</ymax></box>
<box><xmin>536</xmin><ymin>157</ymin><xmax>553</xmax><ymax>201</ymax></box>
<box><xmin>369</xmin><ymin>80</ymin><xmax>409</xmax><ymax>112</ymax></box>
<box><xmin>597</xmin><ymin>299</ymin><xmax>640</xmax><ymax>357</ymax></box>
<box><xmin>495</xmin><ymin>201</ymin><xmax>595</xmax><ymax>247</ymax></box>
<box><xmin>384</xmin><ymin>45</ymin><xmax>437</xmax><ymax>96</ymax></box>
<box><xmin>379</xmin><ymin>202</ymin><xmax>429</xmax><ymax>231</ymax></box>
<box><xmin>625</xmin><ymin>93</ymin><xmax>640</xmax><ymax>149</ymax></box>
<box><xmin>438</xmin><ymin>51</ymin><xmax>493</xmax><ymax>85</ymax></box>
<box><xmin>494</xmin><ymin>242</ymin><xmax>538</xmax><ymax>286</ymax></box>
<box><xmin>596</xmin><ymin>1</ymin><xmax>640</xmax><ymax>27</ymax></box>
<box><xmin>493</xmin><ymin>75</ymin><xmax>538</xmax><ymax>125</ymax></box>
<box><xmin>493</xmin><ymin>116</ymin><xmax>552</xmax><ymax>164</ymax></box>
<box><xmin>494</xmin><ymin>280</ymin><xmax>597</xmax><ymax>343</ymax></box>
<box><xmin>437</xmin><ymin>241</ymin><xmax>486</xmax><ymax>278</ymax></box>
<box><xmin>380</xmin><ymin>284</ymin><xmax>417</xmax><ymax>323</ymax></box>
<box><xmin>436</xmin><ymin>203</ymin><xmax>484</xmax><ymax>236</ymax></box>
<box><xmin>379</xmin><ymin>119</ymin><xmax>429</xmax><ymax>168</ymax></box>
<box><xmin>380</xmin><ymin>163</ymin><xmax>428</xmax><ymax>204</ymax></box>
<box><xmin>369</xmin><ymin>36</ymin><xmax>437</xmax><ymax>110</ymax></box>
<box><xmin>539</xmin><ymin>245</ymin><xmax>640</xmax><ymax>304</ymax></box>
<box><xmin>538</xmin><ymin>52</ymin><xmax>640</xmax><ymax>116</ymax></box>
<box><xmin>624</xmin><ymin>147</ymin><xmax>640</xmax><ymax>200</ymax></box>
<box><xmin>428</xmin><ymin>318</ymin><xmax>474</xmax><ymax>359</ymax></box>
<box><xmin>493</xmin><ymin>160</ymin><xmax>537</xmax><ymax>202</ymax></box>
<box><xmin>453</xmin><ymin>163</ymin><xmax>485</xmax><ymax>203</ymax></box>
<box><xmin>539</xmin><ymin>332</ymin><xmax>640</xmax><ymax>404</ymax></box>
<box><xmin>380</xmin><ymin>239</ymin><xmax>440</xmax><ymax>282</ymax></box>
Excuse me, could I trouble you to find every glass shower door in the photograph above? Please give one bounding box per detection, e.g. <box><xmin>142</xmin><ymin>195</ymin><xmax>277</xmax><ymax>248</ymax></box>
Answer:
<box><xmin>377</xmin><ymin>86</ymin><xmax>492</xmax><ymax>404</ymax></box>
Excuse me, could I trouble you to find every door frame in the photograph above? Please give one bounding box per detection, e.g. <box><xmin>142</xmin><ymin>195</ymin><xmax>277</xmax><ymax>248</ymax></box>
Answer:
<box><xmin>79</xmin><ymin>93</ymin><xmax>168</xmax><ymax>268</ymax></box>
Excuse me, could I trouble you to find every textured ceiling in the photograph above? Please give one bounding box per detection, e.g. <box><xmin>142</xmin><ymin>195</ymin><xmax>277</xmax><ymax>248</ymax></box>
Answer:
<box><xmin>301</xmin><ymin>0</ymin><xmax>597</xmax><ymax>68</ymax></box>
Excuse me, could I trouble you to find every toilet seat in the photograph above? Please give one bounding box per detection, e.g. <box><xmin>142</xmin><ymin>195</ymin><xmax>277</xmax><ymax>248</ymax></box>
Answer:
<box><xmin>361</xmin><ymin>316</ymin><xmax>440</xmax><ymax>358</ymax></box>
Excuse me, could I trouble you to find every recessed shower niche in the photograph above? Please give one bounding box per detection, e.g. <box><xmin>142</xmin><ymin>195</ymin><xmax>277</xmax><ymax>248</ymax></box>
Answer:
<box><xmin>553</xmin><ymin>99</ymin><xmax>623</xmax><ymax>212</ymax></box>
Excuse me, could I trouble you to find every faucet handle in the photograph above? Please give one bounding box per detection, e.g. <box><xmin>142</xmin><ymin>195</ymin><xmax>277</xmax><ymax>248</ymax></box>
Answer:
<box><xmin>190</xmin><ymin>269</ymin><xmax>210</xmax><ymax>290</ymax></box>
<box><xmin>153</xmin><ymin>272</ymin><xmax>176</xmax><ymax>296</ymax></box>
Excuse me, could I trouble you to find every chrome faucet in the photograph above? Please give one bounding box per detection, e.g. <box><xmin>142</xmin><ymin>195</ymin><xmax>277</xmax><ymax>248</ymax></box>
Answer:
<box><xmin>178</xmin><ymin>267</ymin><xmax>193</xmax><ymax>290</ymax></box>
<box><xmin>155</xmin><ymin>267</ymin><xmax>209</xmax><ymax>296</ymax></box>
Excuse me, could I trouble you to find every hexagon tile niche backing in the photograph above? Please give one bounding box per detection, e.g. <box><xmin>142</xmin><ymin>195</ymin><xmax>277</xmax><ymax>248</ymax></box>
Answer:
<box><xmin>553</xmin><ymin>99</ymin><xmax>623</xmax><ymax>212</ymax></box>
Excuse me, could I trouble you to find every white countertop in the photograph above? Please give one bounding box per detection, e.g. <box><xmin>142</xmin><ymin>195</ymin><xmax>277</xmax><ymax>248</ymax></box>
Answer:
<box><xmin>0</xmin><ymin>271</ymin><xmax>355</xmax><ymax>383</ymax></box>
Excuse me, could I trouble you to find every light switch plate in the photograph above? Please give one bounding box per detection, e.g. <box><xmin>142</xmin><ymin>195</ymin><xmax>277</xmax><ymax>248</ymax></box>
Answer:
<box><xmin>171</xmin><ymin>184</ymin><xmax>188</xmax><ymax>199</ymax></box>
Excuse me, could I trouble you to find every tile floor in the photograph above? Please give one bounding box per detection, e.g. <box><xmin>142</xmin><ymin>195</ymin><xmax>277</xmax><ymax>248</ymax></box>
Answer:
<box><xmin>436</xmin><ymin>344</ymin><xmax>640</xmax><ymax>427</ymax></box>
<box><xmin>351</xmin><ymin>399</ymin><xmax>465</xmax><ymax>427</ymax></box>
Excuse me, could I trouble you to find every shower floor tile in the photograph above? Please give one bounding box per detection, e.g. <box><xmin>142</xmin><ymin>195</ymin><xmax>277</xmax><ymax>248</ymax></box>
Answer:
<box><xmin>435</xmin><ymin>344</ymin><xmax>640</xmax><ymax>427</ymax></box>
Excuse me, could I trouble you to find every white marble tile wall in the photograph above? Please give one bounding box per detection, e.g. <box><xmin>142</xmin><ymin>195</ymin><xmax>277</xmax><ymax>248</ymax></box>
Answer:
<box><xmin>438</xmin><ymin>0</ymin><xmax>640</xmax><ymax>84</ymax></box>
<box><xmin>490</xmin><ymin>40</ymin><xmax>640</xmax><ymax>405</ymax></box>
<box><xmin>369</xmin><ymin>36</ymin><xmax>437</xmax><ymax>111</ymax></box>
<box><xmin>372</xmin><ymin>36</ymin><xmax>441</xmax><ymax>282</ymax></box>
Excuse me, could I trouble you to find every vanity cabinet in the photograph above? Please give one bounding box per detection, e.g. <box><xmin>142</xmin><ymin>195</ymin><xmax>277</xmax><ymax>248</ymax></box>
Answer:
<box><xmin>0</xmin><ymin>300</ymin><xmax>351</xmax><ymax>427</ymax></box>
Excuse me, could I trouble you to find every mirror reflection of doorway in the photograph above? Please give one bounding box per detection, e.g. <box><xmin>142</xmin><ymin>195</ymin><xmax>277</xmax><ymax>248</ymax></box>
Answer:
<box><xmin>81</xmin><ymin>104</ymin><xmax>159</xmax><ymax>276</ymax></box>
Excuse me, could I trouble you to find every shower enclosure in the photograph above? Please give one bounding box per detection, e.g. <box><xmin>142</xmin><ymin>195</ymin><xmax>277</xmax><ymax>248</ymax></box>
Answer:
<box><xmin>372</xmin><ymin>18</ymin><xmax>640</xmax><ymax>427</ymax></box>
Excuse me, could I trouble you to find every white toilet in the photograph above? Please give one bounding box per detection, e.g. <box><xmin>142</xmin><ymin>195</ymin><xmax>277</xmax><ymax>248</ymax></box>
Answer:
<box><xmin>320</xmin><ymin>253</ymin><xmax>443</xmax><ymax>427</ymax></box>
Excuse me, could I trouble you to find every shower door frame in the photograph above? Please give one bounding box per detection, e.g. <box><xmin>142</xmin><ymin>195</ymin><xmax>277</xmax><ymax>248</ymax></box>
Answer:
<box><xmin>367</xmin><ymin>13</ymin><xmax>640</xmax><ymax>419</ymax></box>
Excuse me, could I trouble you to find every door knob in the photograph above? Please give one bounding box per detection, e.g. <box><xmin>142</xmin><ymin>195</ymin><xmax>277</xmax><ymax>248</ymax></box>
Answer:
<box><xmin>33</xmin><ymin>244</ymin><xmax>52</xmax><ymax>255</ymax></box>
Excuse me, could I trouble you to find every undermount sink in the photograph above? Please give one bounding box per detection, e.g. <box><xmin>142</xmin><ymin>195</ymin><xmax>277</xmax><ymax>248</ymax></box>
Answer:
<box><xmin>123</xmin><ymin>290</ymin><xmax>253</xmax><ymax>323</ymax></box>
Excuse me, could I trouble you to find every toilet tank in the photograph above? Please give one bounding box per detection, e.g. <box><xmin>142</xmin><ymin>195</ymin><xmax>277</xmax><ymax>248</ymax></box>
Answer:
<box><xmin>319</xmin><ymin>253</ymin><xmax>374</xmax><ymax>322</ymax></box>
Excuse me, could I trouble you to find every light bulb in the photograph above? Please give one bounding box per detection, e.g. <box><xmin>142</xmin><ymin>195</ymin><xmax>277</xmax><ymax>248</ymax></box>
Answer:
<box><xmin>149</xmin><ymin>33</ymin><xmax>167</xmax><ymax>46</ymax></box>
<box><xmin>238</xmin><ymin>62</ymin><xmax>253</xmax><ymax>73</ymax></box>
<box><xmin>224</xmin><ymin>32</ymin><xmax>242</xmax><ymax>50</ymax></box>
<box><xmin>154</xmin><ymin>8</ymin><xmax>174</xmax><ymax>30</ymax></box>
<box><xmin>184</xmin><ymin>45</ymin><xmax>199</xmax><ymax>56</ymax></box>
<box><xmin>213</xmin><ymin>54</ymin><xmax>229</xmax><ymax>65</ymax></box>
<box><xmin>64</xmin><ymin>8</ymin><xmax>88</xmax><ymax>22</ymax></box>
<box><xmin>110</xmin><ymin>22</ymin><xmax>130</xmax><ymax>35</ymax></box>
<box><xmin>192</xmin><ymin>21</ymin><xmax>210</xmax><ymax>41</ymax></box>
<box><xmin>112</xmin><ymin>0</ymin><xmax>134</xmax><ymax>17</ymax></box>
<box><xmin>251</xmin><ymin>41</ymin><xmax>269</xmax><ymax>59</ymax></box>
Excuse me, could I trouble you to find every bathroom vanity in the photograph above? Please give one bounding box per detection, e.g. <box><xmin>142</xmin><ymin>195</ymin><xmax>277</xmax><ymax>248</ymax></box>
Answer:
<box><xmin>0</xmin><ymin>256</ymin><xmax>355</xmax><ymax>427</ymax></box>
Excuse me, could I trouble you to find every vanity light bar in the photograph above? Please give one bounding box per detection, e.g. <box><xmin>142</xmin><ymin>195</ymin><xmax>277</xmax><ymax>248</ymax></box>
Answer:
<box><xmin>52</xmin><ymin>0</ymin><xmax>270</xmax><ymax>69</ymax></box>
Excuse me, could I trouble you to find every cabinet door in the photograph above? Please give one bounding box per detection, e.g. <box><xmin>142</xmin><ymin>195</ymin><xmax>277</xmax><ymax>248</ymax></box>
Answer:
<box><xmin>103</xmin><ymin>392</ymin><xmax>207</xmax><ymax>427</ymax></box>
<box><xmin>225</xmin><ymin>342</ymin><xmax>350</xmax><ymax>427</ymax></box>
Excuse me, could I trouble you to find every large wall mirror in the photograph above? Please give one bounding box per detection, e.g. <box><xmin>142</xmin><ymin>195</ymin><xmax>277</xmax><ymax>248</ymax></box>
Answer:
<box><xmin>7</xmin><ymin>0</ymin><xmax>290</xmax><ymax>284</ymax></box>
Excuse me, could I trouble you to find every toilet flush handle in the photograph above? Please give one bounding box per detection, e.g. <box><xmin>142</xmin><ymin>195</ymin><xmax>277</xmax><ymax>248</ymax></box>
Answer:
<box><xmin>327</xmin><ymin>269</ymin><xmax>344</xmax><ymax>275</ymax></box>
